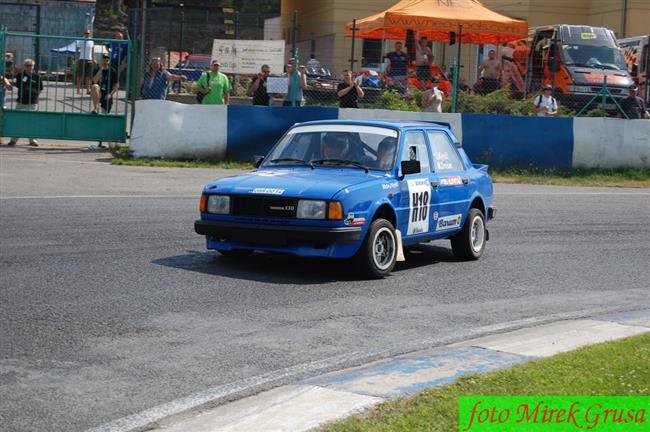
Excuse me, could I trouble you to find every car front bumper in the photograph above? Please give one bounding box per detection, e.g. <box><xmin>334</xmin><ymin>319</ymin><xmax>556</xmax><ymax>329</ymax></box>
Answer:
<box><xmin>194</xmin><ymin>220</ymin><xmax>362</xmax><ymax>247</ymax></box>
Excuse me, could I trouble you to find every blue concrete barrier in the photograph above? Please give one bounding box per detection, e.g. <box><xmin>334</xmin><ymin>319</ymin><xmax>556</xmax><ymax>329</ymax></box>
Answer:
<box><xmin>130</xmin><ymin>101</ymin><xmax>649</xmax><ymax>168</ymax></box>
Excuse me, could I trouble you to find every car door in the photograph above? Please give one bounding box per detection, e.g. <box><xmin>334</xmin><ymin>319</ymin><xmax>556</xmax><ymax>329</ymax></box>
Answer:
<box><xmin>427</xmin><ymin>130</ymin><xmax>473</xmax><ymax>235</ymax></box>
<box><xmin>396</xmin><ymin>130</ymin><xmax>441</xmax><ymax>242</ymax></box>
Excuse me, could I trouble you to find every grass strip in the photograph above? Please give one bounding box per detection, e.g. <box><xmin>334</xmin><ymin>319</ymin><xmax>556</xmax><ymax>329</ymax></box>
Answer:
<box><xmin>320</xmin><ymin>332</ymin><xmax>650</xmax><ymax>432</ymax></box>
<box><xmin>111</xmin><ymin>157</ymin><xmax>253</xmax><ymax>170</ymax></box>
<box><xmin>490</xmin><ymin>168</ymin><xmax>650</xmax><ymax>188</ymax></box>
<box><xmin>111</xmin><ymin>154</ymin><xmax>649</xmax><ymax>188</ymax></box>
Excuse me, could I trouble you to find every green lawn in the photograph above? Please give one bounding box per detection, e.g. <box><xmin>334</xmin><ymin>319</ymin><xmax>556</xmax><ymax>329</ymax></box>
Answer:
<box><xmin>110</xmin><ymin>154</ymin><xmax>649</xmax><ymax>188</ymax></box>
<box><xmin>490</xmin><ymin>168</ymin><xmax>650</xmax><ymax>188</ymax></box>
<box><xmin>319</xmin><ymin>332</ymin><xmax>650</xmax><ymax>432</ymax></box>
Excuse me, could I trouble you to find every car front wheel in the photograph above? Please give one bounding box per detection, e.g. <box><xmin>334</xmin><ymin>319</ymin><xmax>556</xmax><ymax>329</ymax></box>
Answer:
<box><xmin>451</xmin><ymin>208</ymin><xmax>486</xmax><ymax>260</ymax></box>
<box><xmin>356</xmin><ymin>218</ymin><xmax>397</xmax><ymax>278</ymax></box>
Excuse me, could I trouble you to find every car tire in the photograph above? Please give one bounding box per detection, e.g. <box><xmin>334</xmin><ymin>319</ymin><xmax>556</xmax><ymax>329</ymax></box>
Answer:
<box><xmin>451</xmin><ymin>208</ymin><xmax>486</xmax><ymax>260</ymax></box>
<box><xmin>219</xmin><ymin>249</ymin><xmax>253</xmax><ymax>258</ymax></box>
<box><xmin>355</xmin><ymin>218</ymin><xmax>397</xmax><ymax>278</ymax></box>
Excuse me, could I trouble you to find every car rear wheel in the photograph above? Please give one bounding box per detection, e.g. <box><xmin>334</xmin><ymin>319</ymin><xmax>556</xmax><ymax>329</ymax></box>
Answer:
<box><xmin>355</xmin><ymin>218</ymin><xmax>397</xmax><ymax>278</ymax></box>
<box><xmin>451</xmin><ymin>208</ymin><xmax>486</xmax><ymax>260</ymax></box>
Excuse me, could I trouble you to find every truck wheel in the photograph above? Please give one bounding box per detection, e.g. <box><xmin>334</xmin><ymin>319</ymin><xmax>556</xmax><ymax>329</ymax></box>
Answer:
<box><xmin>451</xmin><ymin>208</ymin><xmax>486</xmax><ymax>260</ymax></box>
<box><xmin>356</xmin><ymin>218</ymin><xmax>397</xmax><ymax>278</ymax></box>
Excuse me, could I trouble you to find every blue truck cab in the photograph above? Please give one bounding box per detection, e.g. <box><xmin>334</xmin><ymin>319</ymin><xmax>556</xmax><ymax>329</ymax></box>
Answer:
<box><xmin>195</xmin><ymin>120</ymin><xmax>495</xmax><ymax>278</ymax></box>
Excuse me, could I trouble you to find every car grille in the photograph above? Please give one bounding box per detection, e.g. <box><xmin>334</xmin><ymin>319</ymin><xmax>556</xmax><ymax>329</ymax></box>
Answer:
<box><xmin>231</xmin><ymin>195</ymin><xmax>298</xmax><ymax>218</ymax></box>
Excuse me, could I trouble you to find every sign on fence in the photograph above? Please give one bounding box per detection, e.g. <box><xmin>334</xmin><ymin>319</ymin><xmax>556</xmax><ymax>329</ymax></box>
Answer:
<box><xmin>211</xmin><ymin>39</ymin><xmax>285</xmax><ymax>74</ymax></box>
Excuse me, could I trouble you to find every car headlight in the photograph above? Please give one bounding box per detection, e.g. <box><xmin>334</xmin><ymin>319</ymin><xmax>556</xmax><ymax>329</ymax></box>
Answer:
<box><xmin>206</xmin><ymin>195</ymin><xmax>230</xmax><ymax>214</ymax></box>
<box><xmin>297</xmin><ymin>200</ymin><xmax>326</xmax><ymax>219</ymax></box>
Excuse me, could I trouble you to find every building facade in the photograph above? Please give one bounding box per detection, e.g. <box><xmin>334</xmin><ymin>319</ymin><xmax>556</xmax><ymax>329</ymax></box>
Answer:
<box><xmin>280</xmin><ymin>0</ymin><xmax>649</xmax><ymax>81</ymax></box>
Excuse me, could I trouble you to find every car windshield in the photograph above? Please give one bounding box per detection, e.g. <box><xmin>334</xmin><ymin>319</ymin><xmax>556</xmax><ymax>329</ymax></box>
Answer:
<box><xmin>263</xmin><ymin>125</ymin><xmax>399</xmax><ymax>171</ymax></box>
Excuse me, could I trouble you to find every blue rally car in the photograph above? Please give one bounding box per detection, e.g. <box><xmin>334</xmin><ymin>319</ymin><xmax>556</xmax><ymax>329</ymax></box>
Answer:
<box><xmin>195</xmin><ymin>120</ymin><xmax>495</xmax><ymax>278</ymax></box>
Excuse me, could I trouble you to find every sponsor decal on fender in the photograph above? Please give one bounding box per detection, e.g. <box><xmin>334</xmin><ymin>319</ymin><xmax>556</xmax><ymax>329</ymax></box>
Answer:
<box><xmin>436</xmin><ymin>214</ymin><xmax>462</xmax><ymax>230</ymax></box>
<box><xmin>344</xmin><ymin>213</ymin><xmax>366</xmax><ymax>226</ymax></box>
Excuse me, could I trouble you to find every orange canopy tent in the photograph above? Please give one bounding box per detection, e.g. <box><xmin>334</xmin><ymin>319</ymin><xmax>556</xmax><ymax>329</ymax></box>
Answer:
<box><xmin>345</xmin><ymin>0</ymin><xmax>528</xmax><ymax>44</ymax></box>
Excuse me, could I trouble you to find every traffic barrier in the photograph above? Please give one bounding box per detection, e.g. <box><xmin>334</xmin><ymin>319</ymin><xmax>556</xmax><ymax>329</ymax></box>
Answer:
<box><xmin>130</xmin><ymin>101</ymin><xmax>649</xmax><ymax>168</ymax></box>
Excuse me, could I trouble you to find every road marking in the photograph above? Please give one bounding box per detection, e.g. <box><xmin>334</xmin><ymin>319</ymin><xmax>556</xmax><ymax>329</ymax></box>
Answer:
<box><xmin>85</xmin><ymin>305</ymin><xmax>641</xmax><ymax>432</ymax></box>
<box><xmin>0</xmin><ymin>195</ymin><xmax>196</xmax><ymax>200</ymax></box>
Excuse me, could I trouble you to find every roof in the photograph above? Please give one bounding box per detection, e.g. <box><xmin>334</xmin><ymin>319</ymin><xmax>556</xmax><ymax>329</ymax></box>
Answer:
<box><xmin>295</xmin><ymin>119</ymin><xmax>452</xmax><ymax>130</ymax></box>
<box><xmin>346</xmin><ymin>0</ymin><xmax>528</xmax><ymax>44</ymax></box>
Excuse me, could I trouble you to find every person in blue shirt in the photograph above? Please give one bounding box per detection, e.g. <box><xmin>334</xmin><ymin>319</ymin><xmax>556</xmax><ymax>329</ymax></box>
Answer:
<box><xmin>386</xmin><ymin>42</ymin><xmax>409</xmax><ymax>93</ymax></box>
<box><xmin>140</xmin><ymin>57</ymin><xmax>187</xmax><ymax>100</ymax></box>
<box><xmin>108</xmin><ymin>32</ymin><xmax>128</xmax><ymax>75</ymax></box>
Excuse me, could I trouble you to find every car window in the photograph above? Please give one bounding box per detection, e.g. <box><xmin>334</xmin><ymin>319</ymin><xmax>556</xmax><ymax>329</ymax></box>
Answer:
<box><xmin>427</xmin><ymin>131</ymin><xmax>464</xmax><ymax>172</ymax></box>
<box><xmin>401</xmin><ymin>131</ymin><xmax>431</xmax><ymax>174</ymax></box>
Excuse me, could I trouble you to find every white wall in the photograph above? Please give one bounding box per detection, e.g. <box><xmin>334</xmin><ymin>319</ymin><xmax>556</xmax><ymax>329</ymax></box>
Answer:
<box><xmin>338</xmin><ymin>109</ymin><xmax>463</xmax><ymax>144</ymax></box>
<box><xmin>130</xmin><ymin>100</ymin><xmax>228</xmax><ymax>160</ymax></box>
<box><xmin>572</xmin><ymin>118</ymin><xmax>650</xmax><ymax>168</ymax></box>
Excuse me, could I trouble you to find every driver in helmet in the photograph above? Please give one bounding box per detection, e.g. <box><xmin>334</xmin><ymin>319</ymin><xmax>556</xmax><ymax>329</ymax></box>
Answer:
<box><xmin>322</xmin><ymin>133</ymin><xmax>349</xmax><ymax>159</ymax></box>
<box><xmin>376</xmin><ymin>137</ymin><xmax>397</xmax><ymax>170</ymax></box>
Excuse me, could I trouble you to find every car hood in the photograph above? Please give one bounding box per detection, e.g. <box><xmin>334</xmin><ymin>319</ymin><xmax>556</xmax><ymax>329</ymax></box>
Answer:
<box><xmin>205</xmin><ymin>167</ymin><xmax>386</xmax><ymax>199</ymax></box>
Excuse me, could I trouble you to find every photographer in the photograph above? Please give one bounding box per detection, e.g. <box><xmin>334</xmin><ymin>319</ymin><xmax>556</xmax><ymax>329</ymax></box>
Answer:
<box><xmin>337</xmin><ymin>70</ymin><xmax>364</xmax><ymax>108</ymax></box>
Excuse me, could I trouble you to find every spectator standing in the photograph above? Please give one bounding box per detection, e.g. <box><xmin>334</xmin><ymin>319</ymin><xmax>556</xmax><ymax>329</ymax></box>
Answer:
<box><xmin>140</xmin><ymin>57</ymin><xmax>187</xmax><ymax>100</ymax></box>
<box><xmin>620</xmin><ymin>85</ymin><xmax>649</xmax><ymax>119</ymax></box>
<box><xmin>250</xmin><ymin>64</ymin><xmax>270</xmax><ymax>106</ymax></box>
<box><xmin>476</xmin><ymin>49</ymin><xmax>501</xmax><ymax>94</ymax></box>
<box><xmin>108</xmin><ymin>32</ymin><xmax>128</xmax><ymax>82</ymax></box>
<box><xmin>337</xmin><ymin>70</ymin><xmax>364</xmax><ymax>108</ymax></box>
<box><xmin>76</xmin><ymin>30</ymin><xmax>94</xmax><ymax>95</ymax></box>
<box><xmin>386</xmin><ymin>42</ymin><xmax>409</xmax><ymax>92</ymax></box>
<box><xmin>501</xmin><ymin>42</ymin><xmax>525</xmax><ymax>94</ymax></box>
<box><xmin>7</xmin><ymin>59</ymin><xmax>43</xmax><ymax>147</ymax></box>
<box><xmin>307</xmin><ymin>54</ymin><xmax>321</xmax><ymax>70</ymax></box>
<box><xmin>415</xmin><ymin>36</ymin><xmax>433</xmax><ymax>82</ymax></box>
<box><xmin>283</xmin><ymin>63</ymin><xmax>307</xmax><ymax>107</ymax></box>
<box><xmin>91</xmin><ymin>55</ymin><xmax>118</xmax><ymax>115</ymax></box>
<box><xmin>534</xmin><ymin>84</ymin><xmax>558</xmax><ymax>117</ymax></box>
<box><xmin>197</xmin><ymin>60</ymin><xmax>231</xmax><ymax>105</ymax></box>
<box><xmin>422</xmin><ymin>77</ymin><xmax>444</xmax><ymax>113</ymax></box>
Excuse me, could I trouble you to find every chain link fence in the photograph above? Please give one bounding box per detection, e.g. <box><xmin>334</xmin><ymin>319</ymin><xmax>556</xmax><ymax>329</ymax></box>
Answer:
<box><xmin>124</xmin><ymin>6</ymin><xmax>641</xmax><ymax>119</ymax></box>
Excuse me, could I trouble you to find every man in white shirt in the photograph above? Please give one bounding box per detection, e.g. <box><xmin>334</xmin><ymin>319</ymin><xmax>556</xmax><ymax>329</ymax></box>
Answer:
<box><xmin>76</xmin><ymin>30</ymin><xmax>94</xmax><ymax>94</ymax></box>
<box><xmin>422</xmin><ymin>77</ymin><xmax>444</xmax><ymax>113</ymax></box>
<box><xmin>306</xmin><ymin>54</ymin><xmax>321</xmax><ymax>71</ymax></box>
<box><xmin>534</xmin><ymin>84</ymin><xmax>558</xmax><ymax>117</ymax></box>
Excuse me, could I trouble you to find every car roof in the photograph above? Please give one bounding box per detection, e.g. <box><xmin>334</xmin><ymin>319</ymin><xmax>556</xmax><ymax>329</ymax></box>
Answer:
<box><xmin>295</xmin><ymin>119</ymin><xmax>452</xmax><ymax>131</ymax></box>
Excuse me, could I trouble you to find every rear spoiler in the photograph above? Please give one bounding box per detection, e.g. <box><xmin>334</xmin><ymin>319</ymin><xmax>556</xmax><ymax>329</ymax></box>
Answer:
<box><xmin>473</xmin><ymin>164</ymin><xmax>489</xmax><ymax>173</ymax></box>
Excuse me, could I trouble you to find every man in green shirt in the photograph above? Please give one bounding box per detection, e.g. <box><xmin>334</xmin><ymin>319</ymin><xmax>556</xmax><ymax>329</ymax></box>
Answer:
<box><xmin>197</xmin><ymin>60</ymin><xmax>231</xmax><ymax>105</ymax></box>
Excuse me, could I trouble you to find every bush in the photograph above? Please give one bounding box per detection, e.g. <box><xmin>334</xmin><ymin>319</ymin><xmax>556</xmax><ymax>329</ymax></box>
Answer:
<box><xmin>366</xmin><ymin>89</ymin><xmax>422</xmax><ymax>112</ymax></box>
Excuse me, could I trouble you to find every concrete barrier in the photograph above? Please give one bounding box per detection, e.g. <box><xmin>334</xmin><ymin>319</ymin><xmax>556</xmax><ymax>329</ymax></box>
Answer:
<box><xmin>130</xmin><ymin>100</ymin><xmax>228</xmax><ymax>160</ymax></box>
<box><xmin>573</xmin><ymin>118</ymin><xmax>650</xmax><ymax>168</ymax></box>
<box><xmin>130</xmin><ymin>102</ymin><xmax>650</xmax><ymax>169</ymax></box>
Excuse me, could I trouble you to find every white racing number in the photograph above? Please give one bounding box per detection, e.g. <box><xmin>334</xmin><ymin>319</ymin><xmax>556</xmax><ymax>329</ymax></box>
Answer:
<box><xmin>407</xmin><ymin>179</ymin><xmax>430</xmax><ymax>235</ymax></box>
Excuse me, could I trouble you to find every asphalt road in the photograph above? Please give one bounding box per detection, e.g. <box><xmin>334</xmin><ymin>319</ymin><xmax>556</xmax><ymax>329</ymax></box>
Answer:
<box><xmin>1</xmin><ymin>145</ymin><xmax>649</xmax><ymax>432</ymax></box>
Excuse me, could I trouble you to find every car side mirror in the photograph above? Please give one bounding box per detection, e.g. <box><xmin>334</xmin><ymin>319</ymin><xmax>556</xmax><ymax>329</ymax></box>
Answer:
<box><xmin>400</xmin><ymin>160</ymin><xmax>421</xmax><ymax>176</ymax></box>
<box><xmin>254</xmin><ymin>155</ymin><xmax>264</xmax><ymax>168</ymax></box>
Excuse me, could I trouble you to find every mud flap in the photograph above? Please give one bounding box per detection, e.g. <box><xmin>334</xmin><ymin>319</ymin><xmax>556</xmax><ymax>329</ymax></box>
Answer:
<box><xmin>395</xmin><ymin>229</ymin><xmax>406</xmax><ymax>262</ymax></box>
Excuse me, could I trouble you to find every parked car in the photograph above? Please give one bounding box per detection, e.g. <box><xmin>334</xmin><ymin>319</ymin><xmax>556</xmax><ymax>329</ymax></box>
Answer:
<box><xmin>194</xmin><ymin>120</ymin><xmax>495</xmax><ymax>278</ymax></box>
<box><xmin>169</xmin><ymin>53</ymin><xmax>211</xmax><ymax>82</ymax></box>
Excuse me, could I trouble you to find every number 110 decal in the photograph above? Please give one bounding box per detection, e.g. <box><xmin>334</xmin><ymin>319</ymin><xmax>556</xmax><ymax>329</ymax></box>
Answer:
<box><xmin>407</xmin><ymin>179</ymin><xmax>431</xmax><ymax>235</ymax></box>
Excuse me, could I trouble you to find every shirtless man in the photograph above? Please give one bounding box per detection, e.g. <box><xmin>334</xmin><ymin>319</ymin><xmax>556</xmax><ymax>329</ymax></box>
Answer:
<box><xmin>477</xmin><ymin>49</ymin><xmax>501</xmax><ymax>94</ymax></box>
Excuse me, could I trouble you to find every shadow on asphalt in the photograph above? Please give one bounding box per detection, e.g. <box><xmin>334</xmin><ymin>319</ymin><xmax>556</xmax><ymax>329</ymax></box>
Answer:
<box><xmin>152</xmin><ymin>243</ymin><xmax>460</xmax><ymax>284</ymax></box>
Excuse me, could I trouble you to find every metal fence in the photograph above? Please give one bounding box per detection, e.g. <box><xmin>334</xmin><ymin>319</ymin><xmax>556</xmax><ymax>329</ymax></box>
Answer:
<box><xmin>123</xmin><ymin>6</ymin><xmax>637</xmax><ymax>118</ymax></box>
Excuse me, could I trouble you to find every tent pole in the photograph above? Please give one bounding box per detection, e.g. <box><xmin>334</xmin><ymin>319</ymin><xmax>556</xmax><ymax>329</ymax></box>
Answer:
<box><xmin>350</xmin><ymin>19</ymin><xmax>357</xmax><ymax>71</ymax></box>
<box><xmin>451</xmin><ymin>24</ymin><xmax>462</xmax><ymax>113</ymax></box>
